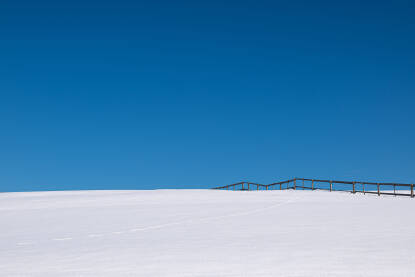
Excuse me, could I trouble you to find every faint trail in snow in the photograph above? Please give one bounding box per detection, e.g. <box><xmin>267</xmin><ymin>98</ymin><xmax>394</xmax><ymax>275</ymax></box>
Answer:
<box><xmin>52</xmin><ymin>237</ymin><xmax>73</xmax><ymax>241</ymax></box>
<box><xmin>15</xmin><ymin>195</ymin><xmax>298</xmax><ymax>246</ymax></box>
<box><xmin>16</xmin><ymin>242</ymin><xmax>36</xmax><ymax>246</ymax></box>
<box><xmin>87</xmin><ymin>234</ymin><xmax>105</xmax><ymax>238</ymax></box>
<box><xmin>199</xmin><ymin>196</ymin><xmax>299</xmax><ymax>221</ymax></box>
<box><xmin>128</xmin><ymin>196</ymin><xmax>298</xmax><ymax>234</ymax></box>
<box><xmin>128</xmin><ymin>223</ymin><xmax>182</xmax><ymax>233</ymax></box>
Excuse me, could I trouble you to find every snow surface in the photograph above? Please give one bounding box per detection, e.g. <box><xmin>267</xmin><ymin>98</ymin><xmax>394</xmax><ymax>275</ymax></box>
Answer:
<box><xmin>1</xmin><ymin>189</ymin><xmax>414</xmax><ymax>277</ymax></box>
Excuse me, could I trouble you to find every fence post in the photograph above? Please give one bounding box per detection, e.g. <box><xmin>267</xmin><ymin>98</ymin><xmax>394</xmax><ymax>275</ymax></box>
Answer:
<box><xmin>247</xmin><ymin>183</ymin><xmax>250</xmax><ymax>191</ymax></box>
<box><xmin>411</xmin><ymin>184</ymin><xmax>414</xmax><ymax>198</ymax></box>
<box><xmin>377</xmin><ymin>183</ymin><xmax>380</xmax><ymax>196</ymax></box>
<box><xmin>280</xmin><ymin>183</ymin><xmax>282</xmax><ymax>190</ymax></box>
<box><xmin>266</xmin><ymin>185</ymin><xmax>268</xmax><ymax>191</ymax></box>
<box><xmin>294</xmin><ymin>179</ymin><xmax>296</xmax><ymax>190</ymax></box>
<box><xmin>363</xmin><ymin>183</ymin><xmax>365</xmax><ymax>194</ymax></box>
<box><xmin>352</xmin><ymin>182</ymin><xmax>355</xmax><ymax>193</ymax></box>
<box><xmin>302</xmin><ymin>179</ymin><xmax>304</xmax><ymax>189</ymax></box>
<box><xmin>312</xmin><ymin>179</ymin><xmax>314</xmax><ymax>190</ymax></box>
<box><xmin>330</xmin><ymin>181</ymin><xmax>332</xmax><ymax>192</ymax></box>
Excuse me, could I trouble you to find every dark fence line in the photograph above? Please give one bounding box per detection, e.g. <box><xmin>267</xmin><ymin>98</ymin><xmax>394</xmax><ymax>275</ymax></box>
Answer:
<box><xmin>212</xmin><ymin>178</ymin><xmax>414</xmax><ymax>198</ymax></box>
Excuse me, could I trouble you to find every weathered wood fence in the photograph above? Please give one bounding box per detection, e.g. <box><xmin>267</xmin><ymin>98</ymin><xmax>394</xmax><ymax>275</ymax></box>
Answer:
<box><xmin>212</xmin><ymin>178</ymin><xmax>414</xmax><ymax>198</ymax></box>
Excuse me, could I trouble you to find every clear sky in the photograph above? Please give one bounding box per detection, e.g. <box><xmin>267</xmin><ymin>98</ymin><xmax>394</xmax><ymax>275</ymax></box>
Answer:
<box><xmin>1</xmin><ymin>0</ymin><xmax>414</xmax><ymax>191</ymax></box>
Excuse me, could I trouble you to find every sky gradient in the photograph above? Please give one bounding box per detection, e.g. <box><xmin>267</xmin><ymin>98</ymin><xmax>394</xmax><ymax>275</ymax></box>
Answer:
<box><xmin>1</xmin><ymin>0</ymin><xmax>414</xmax><ymax>191</ymax></box>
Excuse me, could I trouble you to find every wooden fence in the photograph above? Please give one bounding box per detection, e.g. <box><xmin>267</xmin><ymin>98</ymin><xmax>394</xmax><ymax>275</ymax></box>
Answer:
<box><xmin>212</xmin><ymin>178</ymin><xmax>414</xmax><ymax>198</ymax></box>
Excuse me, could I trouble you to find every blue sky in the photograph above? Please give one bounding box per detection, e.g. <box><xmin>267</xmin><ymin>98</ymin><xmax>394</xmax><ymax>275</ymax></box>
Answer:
<box><xmin>1</xmin><ymin>0</ymin><xmax>414</xmax><ymax>191</ymax></box>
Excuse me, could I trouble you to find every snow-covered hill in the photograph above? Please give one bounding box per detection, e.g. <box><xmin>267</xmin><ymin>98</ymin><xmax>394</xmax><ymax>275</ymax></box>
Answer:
<box><xmin>1</xmin><ymin>190</ymin><xmax>414</xmax><ymax>277</ymax></box>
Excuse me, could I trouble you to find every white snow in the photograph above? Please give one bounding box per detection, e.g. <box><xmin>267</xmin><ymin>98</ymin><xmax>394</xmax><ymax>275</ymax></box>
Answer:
<box><xmin>1</xmin><ymin>189</ymin><xmax>414</xmax><ymax>277</ymax></box>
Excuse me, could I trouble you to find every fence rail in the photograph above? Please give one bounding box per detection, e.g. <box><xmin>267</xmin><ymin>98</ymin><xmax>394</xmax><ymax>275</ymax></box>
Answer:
<box><xmin>212</xmin><ymin>178</ymin><xmax>414</xmax><ymax>198</ymax></box>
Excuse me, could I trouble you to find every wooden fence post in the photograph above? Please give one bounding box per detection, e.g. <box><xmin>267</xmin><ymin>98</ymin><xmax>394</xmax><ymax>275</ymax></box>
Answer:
<box><xmin>247</xmin><ymin>183</ymin><xmax>250</xmax><ymax>191</ymax></box>
<box><xmin>352</xmin><ymin>182</ymin><xmax>355</xmax><ymax>193</ymax></box>
<box><xmin>266</xmin><ymin>185</ymin><xmax>268</xmax><ymax>191</ymax></box>
<box><xmin>330</xmin><ymin>181</ymin><xmax>332</xmax><ymax>192</ymax></box>
<box><xmin>411</xmin><ymin>184</ymin><xmax>414</xmax><ymax>198</ymax></box>
<box><xmin>377</xmin><ymin>183</ymin><xmax>380</xmax><ymax>196</ymax></box>
<box><xmin>312</xmin><ymin>179</ymin><xmax>314</xmax><ymax>190</ymax></box>
<box><xmin>294</xmin><ymin>179</ymin><xmax>296</xmax><ymax>190</ymax></box>
<box><xmin>280</xmin><ymin>183</ymin><xmax>282</xmax><ymax>190</ymax></box>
